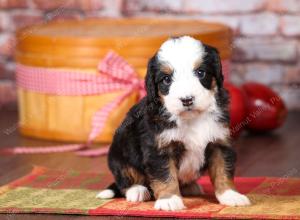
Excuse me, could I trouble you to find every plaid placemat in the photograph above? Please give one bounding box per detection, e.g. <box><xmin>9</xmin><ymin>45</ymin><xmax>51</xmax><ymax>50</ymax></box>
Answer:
<box><xmin>0</xmin><ymin>166</ymin><xmax>300</xmax><ymax>219</ymax></box>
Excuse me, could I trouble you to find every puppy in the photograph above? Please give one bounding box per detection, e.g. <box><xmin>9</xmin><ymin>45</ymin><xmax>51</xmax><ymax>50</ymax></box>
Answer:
<box><xmin>97</xmin><ymin>36</ymin><xmax>250</xmax><ymax>211</ymax></box>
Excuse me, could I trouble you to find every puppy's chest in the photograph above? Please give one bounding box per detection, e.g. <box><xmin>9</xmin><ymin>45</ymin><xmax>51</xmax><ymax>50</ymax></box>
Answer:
<box><xmin>157</xmin><ymin>117</ymin><xmax>228</xmax><ymax>184</ymax></box>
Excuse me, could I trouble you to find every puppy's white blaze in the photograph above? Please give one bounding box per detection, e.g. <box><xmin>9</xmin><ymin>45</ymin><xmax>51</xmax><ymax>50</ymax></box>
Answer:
<box><xmin>96</xmin><ymin>189</ymin><xmax>115</xmax><ymax>199</ymax></box>
<box><xmin>125</xmin><ymin>185</ymin><xmax>151</xmax><ymax>202</ymax></box>
<box><xmin>154</xmin><ymin>195</ymin><xmax>186</xmax><ymax>211</ymax></box>
<box><xmin>158</xmin><ymin>36</ymin><xmax>204</xmax><ymax>70</ymax></box>
<box><xmin>216</xmin><ymin>189</ymin><xmax>251</xmax><ymax>206</ymax></box>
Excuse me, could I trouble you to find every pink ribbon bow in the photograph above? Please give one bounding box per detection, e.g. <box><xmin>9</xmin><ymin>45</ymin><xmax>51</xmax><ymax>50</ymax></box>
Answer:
<box><xmin>87</xmin><ymin>51</ymin><xmax>146</xmax><ymax>143</ymax></box>
<box><xmin>1</xmin><ymin>51</ymin><xmax>146</xmax><ymax>157</ymax></box>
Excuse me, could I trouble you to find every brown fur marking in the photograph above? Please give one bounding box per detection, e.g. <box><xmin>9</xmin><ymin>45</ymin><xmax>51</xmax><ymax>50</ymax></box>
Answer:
<box><xmin>150</xmin><ymin>160</ymin><xmax>180</xmax><ymax>199</ymax></box>
<box><xmin>160</xmin><ymin>63</ymin><xmax>173</xmax><ymax>75</ymax></box>
<box><xmin>211</xmin><ymin>78</ymin><xmax>217</xmax><ymax>89</ymax></box>
<box><xmin>122</xmin><ymin>166</ymin><xmax>145</xmax><ymax>185</ymax></box>
<box><xmin>208</xmin><ymin>147</ymin><xmax>235</xmax><ymax>195</ymax></box>
<box><xmin>193</xmin><ymin>58</ymin><xmax>203</xmax><ymax>70</ymax></box>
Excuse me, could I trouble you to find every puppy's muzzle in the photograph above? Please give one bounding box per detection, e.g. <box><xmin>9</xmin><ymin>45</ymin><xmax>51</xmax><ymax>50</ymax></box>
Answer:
<box><xmin>180</xmin><ymin>96</ymin><xmax>194</xmax><ymax>107</ymax></box>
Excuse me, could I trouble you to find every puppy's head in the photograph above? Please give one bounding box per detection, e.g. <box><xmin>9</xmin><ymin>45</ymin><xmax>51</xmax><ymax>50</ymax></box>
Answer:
<box><xmin>146</xmin><ymin>36</ymin><xmax>224</xmax><ymax>120</ymax></box>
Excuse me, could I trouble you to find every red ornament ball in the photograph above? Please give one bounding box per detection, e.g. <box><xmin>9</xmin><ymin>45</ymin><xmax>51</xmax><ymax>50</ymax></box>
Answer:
<box><xmin>241</xmin><ymin>82</ymin><xmax>287</xmax><ymax>132</ymax></box>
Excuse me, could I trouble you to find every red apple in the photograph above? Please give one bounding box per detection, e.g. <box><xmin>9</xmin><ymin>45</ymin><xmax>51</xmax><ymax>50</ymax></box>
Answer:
<box><xmin>224</xmin><ymin>82</ymin><xmax>247</xmax><ymax>137</ymax></box>
<box><xmin>241</xmin><ymin>82</ymin><xmax>287</xmax><ymax>132</ymax></box>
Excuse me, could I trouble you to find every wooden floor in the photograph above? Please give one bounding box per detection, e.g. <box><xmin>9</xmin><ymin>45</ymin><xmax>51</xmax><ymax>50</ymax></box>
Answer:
<box><xmin>0</xmin><ymin>109</ymin><xmax>300</xmax><ymax>220</ymax></box>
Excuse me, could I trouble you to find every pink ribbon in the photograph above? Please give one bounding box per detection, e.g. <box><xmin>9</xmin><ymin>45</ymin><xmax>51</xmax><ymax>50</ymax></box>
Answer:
<box><xmin>1</xmin><ymin>51</ymin><xmax>145</xmax><ymax>157</ymax></box>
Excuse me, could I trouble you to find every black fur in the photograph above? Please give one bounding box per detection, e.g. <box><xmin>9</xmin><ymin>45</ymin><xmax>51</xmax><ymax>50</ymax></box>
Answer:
<box><xmin>145</xmin><ymin>55</ymin><xmax>159</xmax><ymax>103</ymax></box>
<box><xmin>202</xmin><ymin>44</ymin><xmax>230</xmax><ymax>124</ymax></box>
<box><xmin>104</xmin><ymin>41</ymin><xmax>234</xmax><ymax>199</ymax></box>
<box><xmin>108</xmin><ymin>96</ymin><xmax>176</xmax><ymax>193</ymax></box>
<box><xmin>202</xmin><ymin>44</ymin><xmax>224</xmax><ymax>89</ymax></box>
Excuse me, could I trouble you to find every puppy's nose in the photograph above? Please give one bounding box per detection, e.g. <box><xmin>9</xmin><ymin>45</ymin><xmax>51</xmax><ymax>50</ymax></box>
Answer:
<box><xmin>180</xmin><ymin>96</ymin><xmax>194</xmax><ymax>107</ymax></box>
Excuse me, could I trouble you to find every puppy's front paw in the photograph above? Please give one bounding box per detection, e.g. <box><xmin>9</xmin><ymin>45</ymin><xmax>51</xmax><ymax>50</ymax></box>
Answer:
<box><xmin>125</xmin><ymin>185</ymin><xmax>151</xmax><ymax>202</ymax></box>
<box><xmin>96</xmin><ymin>189</ymin><xmax>115</xmax><ymax>199</ymax></box>
<box><xmin>154</xmin><ymin>195</ymin><xmax>186</xmax><ymax>211</ymax></box>
<box><xmin>216</xmin><ymin>189</ymin><xmax>251</xmax><ymax>206</ymax></box>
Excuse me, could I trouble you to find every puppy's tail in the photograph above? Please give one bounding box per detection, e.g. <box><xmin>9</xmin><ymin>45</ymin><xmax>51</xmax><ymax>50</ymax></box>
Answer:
<box><xmin>96</xmin><ymin>182</ymin><xmax>122</xmax><ymax>199</ymax></box>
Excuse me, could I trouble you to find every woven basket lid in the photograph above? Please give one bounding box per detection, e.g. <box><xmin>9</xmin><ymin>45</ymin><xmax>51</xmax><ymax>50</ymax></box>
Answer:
<box><xmin>16</xmin><ymin>18</ymin><xmax>232</xmax><ymax>69</ymax></box>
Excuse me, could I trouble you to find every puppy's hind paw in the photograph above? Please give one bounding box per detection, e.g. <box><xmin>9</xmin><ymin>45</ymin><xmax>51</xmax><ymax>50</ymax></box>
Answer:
<box><xmin>154</xmin><ymin>195</ymin><xmax>186</xmax><ymax>211</ymax></box>
<box><xmin>216</xmin><ymin>189</ymin><xmax>251</xmax><ymax>206</ymax></box>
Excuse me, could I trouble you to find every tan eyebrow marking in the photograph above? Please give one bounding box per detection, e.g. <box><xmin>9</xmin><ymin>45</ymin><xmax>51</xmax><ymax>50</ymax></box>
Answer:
<box><xmin>160</xmin><ymin>63</ymin><xmax>173</xmax><ymax>75</ymax></box>
<box><xmin>193</xmin><ymin>57</ymin><xmax>203</xmax><ymax>71</ymax></box>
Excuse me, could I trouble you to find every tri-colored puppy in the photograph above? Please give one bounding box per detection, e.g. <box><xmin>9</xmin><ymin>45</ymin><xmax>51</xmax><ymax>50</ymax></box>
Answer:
<box><xmin>97</xmin><ymin>36</ymin><xmax>251</xmax><ymax>211</ymax></box>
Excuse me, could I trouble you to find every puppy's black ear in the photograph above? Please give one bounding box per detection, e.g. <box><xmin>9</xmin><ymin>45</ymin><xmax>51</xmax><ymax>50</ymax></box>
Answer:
<box><xmin>145</xmin><ymin>55</ymin><xmax>158</xmax><ymax>103</ymax></box>
<box><xmin>205</xmin><ymin>45</ymin><xmax>224</xmax><ymax>88</ymax></box>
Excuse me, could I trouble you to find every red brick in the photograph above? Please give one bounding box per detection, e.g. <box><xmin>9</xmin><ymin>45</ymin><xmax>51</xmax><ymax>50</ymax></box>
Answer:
<box><xmin>267</xmin><ymin>0</ymin><xmax>300</xmax><ymax>13</ymax></box>
<box><xmin>97</xmin><ymin>0</ymin><xmax>123</xmax><ymax>17</ymax></box>
<box><xmin>122</xmin><ymin>0</ymin><xmax>140</xmax><ymax>14</ymax></box>
<box><xmin>196</xmin><ymin>15</ymin><xmax>240</xmax><ymax>32</ymax></box>
<box><xmin>0</xmin><ymin>34</ymin><xmax>15</xmax><ymax>57</ymax></box>
<box><xmin>123</xmin><ymin>0</ymin><xmax>182</xmax><ymax>15</ymax></box>
<box><xmin>182</xmin><ymin>0</ymin><xmax>266</xmax><ymax>14</ymax></box>
<box><xmin>283</xmin><ymin>66</ymin><xmax>300</xmax><ymax>83</ymax></box>
<box><xmin>0</xmin><ymin>12</ymin><xmax>12</xmax><ymax>32</ymax></box>
<box><xmin>10</xmin><ymin>10</ymin><xmax>43</xmax><ymax>30</ymax></box>
<box><xmin>33</xmin><ymin>0</ymin><xmax>103</xmax><ymax>11</ymax></box>
<box><xmin>233</xmin><ymin>37</ymin><xmax>297</xmax><ymax>62</ymax></box>
<box><xmin>240</xmin><ymin>13</ymin><xmax>279</xmax><ymax>36</ymax></box>
<box><xmin>76</xmin><ymin>0</ymin><xmax>103</xmax><ymax>11</ymax></box>
<box><xmin>32</xmin><ymin>0</ymin><xmax>76</xmax><ymax>10</ymax></box>
<box><xmin>0</xmin><ymin>60</ymin><xmax>6</xmax><ymax>78</ymax></box>
<box><xmin>0</xmin><ymin>60</ymin><xmax>14</xmax><ymax>79</ymax></box>
<box><xmin>45</xmin><ymin>9</ymin><xmax>83</xmax><ymax>21</ymax></box>
<box><xmin>0</xmin><ymin>80</ymin><xmax>17</xmax><ymax>107</ymax></box>
<box><xmin>281</xmin><ymin>16</ymin><xmax>300</xmax><ymax>36</ymax></box>
<box><xmin>0</xmin><ymin>0</ymin><xmax>28</xmax><ymax>8</ymax></box>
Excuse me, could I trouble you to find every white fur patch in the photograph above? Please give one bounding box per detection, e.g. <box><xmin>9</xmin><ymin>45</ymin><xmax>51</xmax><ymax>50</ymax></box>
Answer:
<box><xmin>96</xmin><ymin>189</ymin><xmax>115</xmax><ymax>199</ymax></box>
<box><xmin>158</xmin><ymin>36</ymin><xmax>204</xmax><ymax>71</ymax></box>
<box><xmin>125</xmin><ymin>185</ymin><xmax>151</xmax><ymax>202</ymax></box>
<box><xmin>154</xmin><ymin>195</ymin><xmax>186</xmax><ymax>211</ymax></box>
<box><xmin>216</xmin><ymin>189</ymin><xmax>251</xmax><ymax>206</ymax></box>
<box><xmin>157</xmin><ymin>36</ymin><xmax>216</xmax><ymax>119</ymax></box>
<box><xmin>158</xmin><ymin>111</ymin><xmax>229</xmax><ymax>184</ymax></box>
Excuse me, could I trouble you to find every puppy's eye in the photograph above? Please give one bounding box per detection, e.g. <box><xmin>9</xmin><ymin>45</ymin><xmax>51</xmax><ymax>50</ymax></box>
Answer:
<box><xmin>196</xmin><ymin>70</ymin><xmax>206</xmax><ymax>79</ymax></box>
<box><xmin>162</xmin><ymin>76</ymin><xmax>172</xmax><ymax>86</ymax></box>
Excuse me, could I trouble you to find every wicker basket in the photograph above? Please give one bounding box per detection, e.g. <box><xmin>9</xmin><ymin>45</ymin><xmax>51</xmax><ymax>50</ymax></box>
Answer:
<box><xmin>16</xmin><ymin>18</ymin><xmax>232</xmax><ymax>143</ymax></box>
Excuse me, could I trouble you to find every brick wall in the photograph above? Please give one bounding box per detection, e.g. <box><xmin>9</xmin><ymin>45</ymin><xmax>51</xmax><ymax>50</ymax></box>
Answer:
<box><xmin>0</xmin><ymin>0</ymin><xmax>299</xmax><ymax>109</ymax></box>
